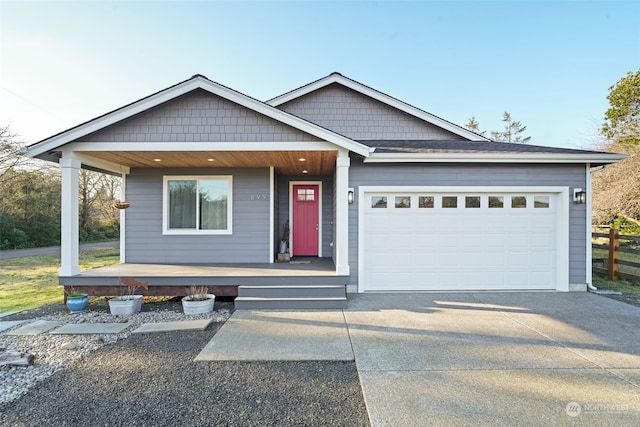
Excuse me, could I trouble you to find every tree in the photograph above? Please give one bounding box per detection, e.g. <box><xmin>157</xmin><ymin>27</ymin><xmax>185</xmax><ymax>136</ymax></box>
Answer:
<box><xmin>464</xmin><ymin>116</ymin><xmax>486</xmax><ymax>136</ymax></box>
<box><xmin>601</xmin><ymin>69</ymin><xmax>640</xmax><ymax>147</ymax></box>
<box><xmin>0</xmin><ymin>123</ymin><xmax>120</xmax><ymax>248</ymax></box>
<box><xmin>464</xmin><ymin>112</ymin><xmax>531</xmax><ymax>143</ymax></box>
<box><xmin>592</xmin><ymin>70</ymin><xmax>640</xmax><ymax>225</ymax></box>
<box><xmin>79</xmin><ymin>169</ymin><xmax>121</xmax><ymax>240</ymax></box>
<box><xmin>0</xmin><ymin>124</ymin><xmax>28</xmax><ymax>186</ymax></box>
<box><xmin>490</xmin><ymin>112</ymin><xmax>531</xmax><ymax>143</ymax></box>
<box><xmin>0</xmin><ymin>168</ymin><xmax>61</xmax><ymax>248</ymax></box>
<box><xmin>592</xmin><ymin>141</ymin><xmax>640</xmax><ymax>225</ymax></box>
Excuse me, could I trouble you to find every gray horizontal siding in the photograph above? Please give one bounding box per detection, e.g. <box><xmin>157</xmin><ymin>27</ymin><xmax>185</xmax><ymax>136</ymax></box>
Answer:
<box><xmin>276</xmin><ymin>83</ymin><xmax>462</xmax><ymax>141</ymax></box>
<box><xmin>348</xmin><ymin>159</ymin><xmax>587</xmax><ymax>287</ymax></box>
<box><xmin>84</xmin><ymin>89</ymin><xmax>321</xmax><ymax>143</ymax></box>
<box><xmin>125</xmin><ymin>167</ymin><xmax>271</xmax><ymax>263</ymax></box>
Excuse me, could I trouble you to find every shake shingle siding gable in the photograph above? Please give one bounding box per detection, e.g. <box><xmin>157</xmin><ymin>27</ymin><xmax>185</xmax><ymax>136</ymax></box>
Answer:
<box><xmin>276</xmin><ymin>83</ymin><xmax>462</xmax><ymax>141</ymax></box>
<box><xmin>83</xmin><ymin>89</ymin><xmax>322</xmax><ymax>143</ymax></box>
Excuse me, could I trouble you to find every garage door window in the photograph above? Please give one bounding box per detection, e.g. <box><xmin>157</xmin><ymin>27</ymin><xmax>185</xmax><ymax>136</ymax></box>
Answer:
<box><xmin>465</xmin><ymin>196</ymin><xmax>481</xmax><ymax>208</ymax></box>
<box><xmin>442</xmin><ymin>196</ymin><xmax>457</xmax><ymax>208</ymax></box>
<box><xmin>511</xmin><ymin>196</ymin><xmax>527</xmax><ymax>208</ymax></box>
<box><xmin>534</xmin><ymin>196</ymin><xmax>550</xmax><ymax>208</ymax></box>
<box><xmin>489</xmin><ymin>196</ymin><xmax>504</xmax><ymax>208</ymax></box>
<box><xmin>419</xmin><ymin>196</ymin><xmax>434</xmax><ymax>208</ymax></box>
<box><xmin>371</xmin><ymin>196</ymin><xmax>387</xmax><ymax>208</ymax></box>
<box><xmin>395</xmin><ymin>196</ymin><xmax>411</xmax><ymax>208</ymax></box>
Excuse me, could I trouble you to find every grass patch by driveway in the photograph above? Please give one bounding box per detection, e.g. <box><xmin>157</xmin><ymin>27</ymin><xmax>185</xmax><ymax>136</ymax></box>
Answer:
<box><xmin>593</xmin><ymin>273</ymin><xmax>640</xmax><ymax>307</ymax></box>
<box><xmin>0</xmin><ymin>248</ymin><xmax>119</xmax><ymax>312</ymax></box>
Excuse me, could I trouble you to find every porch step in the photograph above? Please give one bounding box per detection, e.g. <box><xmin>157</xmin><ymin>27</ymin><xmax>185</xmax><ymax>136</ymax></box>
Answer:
<box><xmin>235</xmin><ymin>285</ymin><xmax>347</xmax><ymax>309</ymax></box>
<box><xmin>234</xmin><ymin>297</ymin><xmax>347</xmax><ymax>310</ymax></box>
<box><xmin>238</xmin><ymin>285</ymin><xmax>345</xmax><ymax>299</ymax></box>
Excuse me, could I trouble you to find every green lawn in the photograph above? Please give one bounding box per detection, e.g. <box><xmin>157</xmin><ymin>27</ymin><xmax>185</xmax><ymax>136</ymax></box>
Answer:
<box><xmin>0</xmin><ymin>248</ymin><xmax>120</xmax><ymax>312</ymax></box>
<box><xmin>593</xmin><ymin>274</ymin><xmax>640</xmax><ymax>297</ymax></box>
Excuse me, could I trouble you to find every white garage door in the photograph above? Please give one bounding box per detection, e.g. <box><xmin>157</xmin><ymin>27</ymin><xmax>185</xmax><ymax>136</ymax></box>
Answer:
<box><xmin>361</xmin><ymin>189</ymin><xmax>563</xmax><ymax>291</ymax></box>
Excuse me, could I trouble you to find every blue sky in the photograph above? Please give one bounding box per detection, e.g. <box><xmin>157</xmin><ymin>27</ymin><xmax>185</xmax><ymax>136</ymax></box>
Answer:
<box><xmin>1</xmin><ymin>0</ymin><xmax>638</xmax><ymax>149</ymax></box>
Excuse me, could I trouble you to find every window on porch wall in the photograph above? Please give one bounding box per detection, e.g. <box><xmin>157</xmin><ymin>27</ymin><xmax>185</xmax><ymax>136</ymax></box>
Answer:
<box><xmin>164</xmin><ymin>176</ymin><xmax>232</xmax><ymax>234</ymax></box>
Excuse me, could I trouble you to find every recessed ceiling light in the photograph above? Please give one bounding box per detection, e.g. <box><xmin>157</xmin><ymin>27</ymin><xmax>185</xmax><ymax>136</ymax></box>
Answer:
<box><xmin>298</xmin><ymin>158</ymin><xmax>306</xmax><ymax>162</ymax></box>
<box><xmin>207</xmin><ymin>158</ymin><xmax>215</xmax><ymax>162</ymax></box>
<box><xmin>153</xmin><ymin>158</ymin><xmax>162</xmax><ymax>162</ymax></box>
<box><xmin>302</xmin><ymin>170</ymin><xmax>308</xmax><ymax>174</ymax></box>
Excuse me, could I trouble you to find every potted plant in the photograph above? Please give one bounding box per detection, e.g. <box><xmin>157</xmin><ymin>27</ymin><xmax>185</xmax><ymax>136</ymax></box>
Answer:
<box><xmin>66</xmin><ymin>287</ymin><xmax>89</xmax><ymax>313</ymax></box>
<box><xmin>109</xmin><ymin>277</ymin><xmax>149</xmax><ymax>316</ymax></box>
<box><xmin>181</xmin><ymin>286</ymin><xmax>215</xmax><ymax>315</ymax></box>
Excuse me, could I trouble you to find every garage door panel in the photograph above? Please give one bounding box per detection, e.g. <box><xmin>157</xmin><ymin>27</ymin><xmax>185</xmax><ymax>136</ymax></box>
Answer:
<box><xmin>362</xmin><ymin>191</ymin><xmax>559</xmax><ymax>291</ymax></box>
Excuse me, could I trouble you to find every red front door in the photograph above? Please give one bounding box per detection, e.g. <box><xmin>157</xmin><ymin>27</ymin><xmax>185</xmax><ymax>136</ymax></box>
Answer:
<box><xmin>292</xmin><ymin>184</ymin><xmax>319</xmax><ymax>256</ymax></box>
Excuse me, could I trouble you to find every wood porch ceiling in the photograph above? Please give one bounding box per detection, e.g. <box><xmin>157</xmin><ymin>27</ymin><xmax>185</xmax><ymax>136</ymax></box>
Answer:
<box><xmin>83</xmin><ymin>150</ymin><xmax>338</xmax><ymax>175</ymax></box>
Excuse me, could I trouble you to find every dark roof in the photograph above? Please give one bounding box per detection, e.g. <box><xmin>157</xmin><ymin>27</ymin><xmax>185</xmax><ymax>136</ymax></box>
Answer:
<box><xmin>359</xmin><ymin>140</ymin><xmax>614</xmax><ymax>156</ymax></box>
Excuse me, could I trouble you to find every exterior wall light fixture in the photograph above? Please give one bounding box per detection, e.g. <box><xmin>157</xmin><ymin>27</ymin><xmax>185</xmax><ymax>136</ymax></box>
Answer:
<box><xmin>348</xmin><ymin>188</ymin><xmax>354</xmax><ymax>204</ymax></box>
<box><xmin>573</xmin><ymin>188</ymin><xmax>586</xmax><ymax>204</ymax></box>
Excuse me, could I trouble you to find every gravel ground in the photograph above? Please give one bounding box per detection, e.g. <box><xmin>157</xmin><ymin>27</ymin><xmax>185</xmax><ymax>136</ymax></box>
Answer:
<box><xmin>0</xmin><ymin>299</ymin><xmax>369</xmax><ymax>426</ymax></box>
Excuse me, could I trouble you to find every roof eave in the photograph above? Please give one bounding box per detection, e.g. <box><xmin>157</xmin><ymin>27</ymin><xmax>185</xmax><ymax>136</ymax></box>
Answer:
<box><xmin>364</xmin><ymin>152</ymin><xmax>628</xmax><ymax>165</ymax></box>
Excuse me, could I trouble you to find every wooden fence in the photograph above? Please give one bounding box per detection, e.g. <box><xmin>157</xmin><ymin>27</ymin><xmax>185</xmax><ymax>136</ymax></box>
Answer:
<box><xmin>592</xmin><ymin>229</ymin><xmax>640</xmax><ymax>281</ymax></box>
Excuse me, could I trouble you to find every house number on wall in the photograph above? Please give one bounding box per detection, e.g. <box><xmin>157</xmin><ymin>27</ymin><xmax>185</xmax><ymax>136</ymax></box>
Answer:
<box><xmin>250</xmin><ymin>193</ymin><xmax>268</xmax><ymax>201</ymax></box>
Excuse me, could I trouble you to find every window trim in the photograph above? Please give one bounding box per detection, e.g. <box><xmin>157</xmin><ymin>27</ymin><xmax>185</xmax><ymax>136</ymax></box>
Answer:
<box><xmin>162</xmin><ymin>175</ymin><xmax>233</xmax><ymax>235</ymax></box>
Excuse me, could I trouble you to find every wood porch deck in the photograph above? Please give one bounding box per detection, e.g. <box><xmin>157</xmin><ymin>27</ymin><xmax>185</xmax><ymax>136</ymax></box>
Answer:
<box><xmin>61</xmin><ymin>257</ymin><xmax>348</xmax><ymax>298</ymax></box>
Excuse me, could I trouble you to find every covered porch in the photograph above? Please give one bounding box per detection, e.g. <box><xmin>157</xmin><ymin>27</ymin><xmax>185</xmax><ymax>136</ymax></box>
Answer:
<box><xmin>55</xmin><ymin>144</ymin><xmax>354</xmax><ymax>309</ymax></box>
<box><xmin>59</xmin><ymin>146</ymin><xmax>352</xmax><ymax>274</ymax></box>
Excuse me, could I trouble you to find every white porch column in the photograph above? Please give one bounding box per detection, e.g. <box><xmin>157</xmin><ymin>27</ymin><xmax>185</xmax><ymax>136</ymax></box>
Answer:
<box><xmin>119</xmin><ymin>173</ymin><xmax>127</xmax><ymax>264</ymax></box>
<box><xmin>335</xmin><ymin>150</ymin><xmax>350</xmax><ymax>275</ymax></box>
<box><xmin>59</xmin><ymin>152</ymin><xmax>81</xmax><ymax>276</ymax></box>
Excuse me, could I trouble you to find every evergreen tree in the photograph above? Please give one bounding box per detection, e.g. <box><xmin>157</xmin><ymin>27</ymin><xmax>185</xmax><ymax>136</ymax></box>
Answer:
<box><xmin>601</xmin><ymin>69</ymin><xmax>640</xmax><ymax>147</ymax></box>
<box><xmin>464</xmin><ymin>116</ymin><xmax>485</xmax><ymax>136</ymax></box>
<box><xmin>490</xmin><ymin>112</ymin><xmax>531</xmax><ymax>143</ymax></box>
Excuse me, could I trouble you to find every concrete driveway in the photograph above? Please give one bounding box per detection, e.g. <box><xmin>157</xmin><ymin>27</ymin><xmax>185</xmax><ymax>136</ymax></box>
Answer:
<box><xmin>198</xmin><ymin>292</ymin><xmax>640</xmax><ymax>426</ymax></box>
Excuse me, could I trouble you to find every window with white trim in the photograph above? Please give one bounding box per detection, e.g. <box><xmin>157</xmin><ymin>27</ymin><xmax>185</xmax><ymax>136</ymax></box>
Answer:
<box><xmin>163</xmin><ymin>176</ymin><xmax>232</xmax><ymax>235</ymax></box>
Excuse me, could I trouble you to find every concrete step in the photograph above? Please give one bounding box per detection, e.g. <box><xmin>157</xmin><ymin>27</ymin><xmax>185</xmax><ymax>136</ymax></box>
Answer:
<box><xmin>238</xmin><ymin>285</ymin><xmax>345</xmax><ymax>299</ymax></box>
<box><xmin>234</xmin><ymin>297</ymin><xmax>347</xmax><ymax>310</ymax></box>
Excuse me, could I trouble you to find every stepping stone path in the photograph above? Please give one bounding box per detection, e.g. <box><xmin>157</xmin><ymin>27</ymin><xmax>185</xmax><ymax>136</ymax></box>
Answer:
<box><xmin>132</xmin><ymin>318</ymin><xmax>213</xmax><ymax>333</ymax></box>
<box><xmin>0</xmin><ymin>312</ymin><xmax>18</xmax><ymax>319</ymax></box>
<box><xmin>6</xmin><ymin>320</ymin><xmax>64</xmax><ymax>336</ymax></box>
<box><xmin>0</xmin><ymin>321</ymin><xmax>26</xmax><ymax>333</ymax></box>
<box><xmin>51</xmin><ymin>323</ymin><xmax>131</xmax><ymax>335</ymax></box>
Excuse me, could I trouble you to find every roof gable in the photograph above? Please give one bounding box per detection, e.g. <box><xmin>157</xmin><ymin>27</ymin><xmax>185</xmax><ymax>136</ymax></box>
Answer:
<box><xmin>27</xmin><ymin>75</ymin><xmax>370</xmax><ymax>158</ymax></box>
<box><xmin>268</xmin><ymin>73</ymin><xmax>489</xmax><ymax>142</ymax></box>
<box><xmin>273</xmin><ymin>83</ymin><xmax>463</xmax><ymax>141</ymax></box>
<box><xmin>83</xmin><ymin>88</ymin><xmax>322</xmax><ymax>143</ymax></box>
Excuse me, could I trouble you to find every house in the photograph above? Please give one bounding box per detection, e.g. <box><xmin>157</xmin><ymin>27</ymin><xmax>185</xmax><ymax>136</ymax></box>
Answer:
<box><xmin>25</xmin><ymin>73</ymin><xmax>626</xmax><ymax>308</ymax></box>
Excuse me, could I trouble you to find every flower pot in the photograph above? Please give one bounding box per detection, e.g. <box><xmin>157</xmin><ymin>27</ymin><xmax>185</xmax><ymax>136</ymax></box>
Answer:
<box><xmin>109</xmin><ymin>295</ymin><xmax>143</xmax><ymax>316</ymax></box>
<box><xmin>181</xmin><ymin>294</ymin><xmax>215</xmax><ymax>315</ymax></box>
<box><xmin>66</xmin><ymin>294</ymin><xmax>89</xmax><ymax>313</ymax></box>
